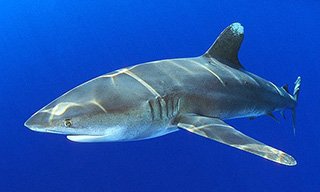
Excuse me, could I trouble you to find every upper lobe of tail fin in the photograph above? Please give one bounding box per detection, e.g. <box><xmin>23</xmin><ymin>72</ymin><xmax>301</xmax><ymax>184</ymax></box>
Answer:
<box><xmin>293</xmin><ymin>76</ymin><xmax>301</xmax><ymax>101</ymax></box>
<box><xmin>292</xmin><ymin>76</ymin><xmax>302</xmax><ymax>134</ymax></box>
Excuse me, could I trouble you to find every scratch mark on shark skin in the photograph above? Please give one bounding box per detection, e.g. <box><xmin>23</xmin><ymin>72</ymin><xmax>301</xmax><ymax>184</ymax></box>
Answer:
<box><xmin>43</xmin><ymin>100</ymin><xmax>108</xmax><ymax>123</ymax></box>
<box><xmin>209</xmin><ymin>57</ymin><xmax>260</xmax><ymax>86</ymax></box>
<box><xmin>245</xmin><ymin>75</ymin><xmax>260</xmax><ymax>87</ymax></box>
<box><xmin>101</xmin><ymin>66</ymin><xmax>137</xmax><ymax>78</ymax></box>
<box><xmin>42</xmin><ymin>102</ymin><xmax>81</xmax><ymax>116</ymax></box>
<box><xmin>210</xmin><ymin>58</ymin><xmax>243</xmax><ymax>83</ymax></box>
<box><xmin>100</xmin><ymin>68</ymin><xmax>128</xmax><ymax>86</ymax></box>
<box><xmin>124</xmin><ymin>70</ymin><xmax>161</xmax><ymax>97</ymax></box>
<box><xmin>100</xmin><ymin>66</ymin><xmax>138</xmax><ymax>86</ymax></box>
<box><xmin>101</xmin><ymin>69</ymin><xmax>127</xmax><ymax>78</ymax></box>
<box><xmin>110</xmin><ymin>76</ymin><xmax>115</xmax><ymax>86</ymax></box>
<box><xmin>189</xmin><ymin>60</ymin><xmax>226</xmax><ymax>86</ymax></box>
<box><xmin>268</xmin><ymin>82</ymin><xmax>284</xmax><ymax>96</ymax></box>
<box><xmin>41</xmin><ymin>102</ymin><xmax>81</xmax><ymax>123</ymax></box>
<box><xmin>89</xmin><ymin>100</ymin><xmax>108</xmax><ymax>113</ymax></box>
<box><xmin>167</xmin><ymin>60</ymin><xmax>194</xmax><ymax>74</ymax></box>
<box><xmin>151</xmin><ymin>62</ymin><xmax>183</xmax><ymax>87</ymax></box>
<box><xmin>222</xmin><ymin>66</ymin><xmax>242</xmax><ymax>83</ymax></box>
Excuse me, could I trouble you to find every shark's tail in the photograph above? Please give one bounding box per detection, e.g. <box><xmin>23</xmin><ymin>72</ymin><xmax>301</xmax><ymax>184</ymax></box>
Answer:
<box><xmin>292</xmin><ymin>76</ymin><xmax>302</xmax><ymax>134</ymax></box>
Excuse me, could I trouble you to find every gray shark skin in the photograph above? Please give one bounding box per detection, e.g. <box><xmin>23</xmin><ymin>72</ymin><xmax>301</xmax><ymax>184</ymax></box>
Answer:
<box><xmin>25</xmin><ymin>23</ymin><xmax>301</xmax><ymax>166</ymax></box>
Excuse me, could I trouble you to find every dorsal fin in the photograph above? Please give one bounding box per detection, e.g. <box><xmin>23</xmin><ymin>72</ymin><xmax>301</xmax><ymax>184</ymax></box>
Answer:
<box><xmin>203</xmin><ymin>22</ymin><xmax>244</xmax><ymax>69</ymax></box>
<box><xmin>282</xmin><ymin>84</ymin><xmax>289</xmax><ymax>93</ymax></box>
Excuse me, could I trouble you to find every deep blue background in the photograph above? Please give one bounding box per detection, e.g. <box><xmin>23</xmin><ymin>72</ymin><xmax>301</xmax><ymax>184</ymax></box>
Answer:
<box><xmin>1</xmin><ymin>1</ymin><xmax>319</xmax><ymax>191</ymax></box>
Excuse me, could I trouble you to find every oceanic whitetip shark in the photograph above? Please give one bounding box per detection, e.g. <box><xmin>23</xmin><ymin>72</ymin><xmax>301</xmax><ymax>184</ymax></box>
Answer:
<box><xmin>25</xmin><ymin>23</ymin><xmax>301</xmax><ymax>166</ymax></box>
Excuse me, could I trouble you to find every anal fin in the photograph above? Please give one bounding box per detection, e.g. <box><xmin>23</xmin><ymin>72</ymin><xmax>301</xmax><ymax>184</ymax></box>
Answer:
<box><xmin>174</xmin><ymin>113</ymin><xmax>296</xmax><ymax>166</ymax></box>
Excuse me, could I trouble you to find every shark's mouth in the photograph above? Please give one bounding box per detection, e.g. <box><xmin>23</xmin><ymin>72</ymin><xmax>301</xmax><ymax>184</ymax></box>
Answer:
<box><xmin>27</xmin><ymin>127</ymin><xmax>68</xmax><ymax>135</ymax></box>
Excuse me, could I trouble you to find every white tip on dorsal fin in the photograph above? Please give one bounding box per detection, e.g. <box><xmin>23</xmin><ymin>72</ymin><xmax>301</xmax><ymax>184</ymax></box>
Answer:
<box><xmin>203</xmin><ymin>22</ymin><xmax>244</xmax><ymax>69</ymax></box>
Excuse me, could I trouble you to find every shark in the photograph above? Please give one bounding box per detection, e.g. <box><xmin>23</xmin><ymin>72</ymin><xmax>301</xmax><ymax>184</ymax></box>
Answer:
<box><xmin>25</xmin><ymin>23</ymin><xmax>301</xmax><ymax>166</ymax></box>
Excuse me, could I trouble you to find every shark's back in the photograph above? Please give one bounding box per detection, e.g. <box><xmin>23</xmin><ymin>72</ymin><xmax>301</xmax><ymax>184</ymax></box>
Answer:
<box><xmin>125</xmin><ymin>56</ymin><xmax>269</xmax><ymax>118</ymax></box>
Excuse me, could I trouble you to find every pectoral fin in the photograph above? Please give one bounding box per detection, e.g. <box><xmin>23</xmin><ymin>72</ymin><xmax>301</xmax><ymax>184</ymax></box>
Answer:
<box><xmin>175</xmin><ymin>113</ymin><xmax>296</xmax><ymax>166</ymax></box>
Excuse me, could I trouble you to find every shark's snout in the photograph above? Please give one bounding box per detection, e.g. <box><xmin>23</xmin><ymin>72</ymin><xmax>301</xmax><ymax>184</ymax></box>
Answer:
<box><xmin>24</xmin><ymin>112</ymin><xmax>66</xmax><ymax>134</ymax></box>
<box><xmin>24</xmin><ymin>112</ymin><xmax>48</xmax><ymax>131</ymax></box>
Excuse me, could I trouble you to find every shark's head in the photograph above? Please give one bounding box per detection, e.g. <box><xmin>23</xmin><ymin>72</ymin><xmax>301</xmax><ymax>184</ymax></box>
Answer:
<box><xmin>24</xmin><ymin>76</ymin><xmax>151</xmax><ymax>142</ymax></box>
<box><xmin>24</xmin><ymin>99</ymin><xmax>102</xmax><ymax>136</ymax></box>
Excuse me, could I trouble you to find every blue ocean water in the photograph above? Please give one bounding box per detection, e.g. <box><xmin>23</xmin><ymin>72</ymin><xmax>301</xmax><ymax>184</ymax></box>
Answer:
<box><xmin>1</xmin><ymin>0</ymin><xmax>319</xmax><ymax>191</ymax></box>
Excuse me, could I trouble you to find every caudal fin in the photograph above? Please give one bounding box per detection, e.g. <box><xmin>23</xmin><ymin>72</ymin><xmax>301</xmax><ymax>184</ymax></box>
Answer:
<box><xmin>292</xmin><ymin>76</ymin><xmax>302</xmax><ymax>134</ymax></box>
<box><xmin>293</xmin><ymin>76</ymin><xmax>301</xmax><ymax>101</ymax></box>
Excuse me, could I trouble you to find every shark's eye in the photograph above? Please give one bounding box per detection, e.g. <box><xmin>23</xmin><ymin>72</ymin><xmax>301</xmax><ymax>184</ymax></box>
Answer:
<box><xmin>64</xmin><ymin>119</ymin><xmax>72</xmax><ymax>127</ymax></box>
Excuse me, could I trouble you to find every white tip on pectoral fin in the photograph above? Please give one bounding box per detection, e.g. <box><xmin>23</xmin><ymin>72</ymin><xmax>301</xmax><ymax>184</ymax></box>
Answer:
<box><xmin>174</xmin><ymin>113</ymin><xmax>297</xmax><ymax>166</ymax></box>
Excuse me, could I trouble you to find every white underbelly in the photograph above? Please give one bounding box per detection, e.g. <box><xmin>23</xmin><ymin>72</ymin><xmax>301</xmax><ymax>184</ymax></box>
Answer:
<box><xmin>67</xmin><ymin>124</ymin><xmax>179</xmax><ymax>143</ymax></box>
